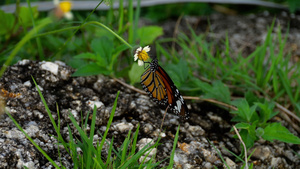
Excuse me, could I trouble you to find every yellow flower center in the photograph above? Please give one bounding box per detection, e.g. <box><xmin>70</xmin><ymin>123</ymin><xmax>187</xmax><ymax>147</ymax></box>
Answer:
<box><xmin>59</xmin><ymin>1</ymin><xmax>72</xmax><ymax>13</ymax></box>
<box><xmin>138</xmin><ymin>50</ymin><xmax>149</xmax><ymax>61</ymax></box>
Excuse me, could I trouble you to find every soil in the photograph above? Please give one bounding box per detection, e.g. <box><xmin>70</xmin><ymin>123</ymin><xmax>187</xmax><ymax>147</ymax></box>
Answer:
<box><xmin>0</xmin><ymin>12</ymin><xmax>300</xmax><ymax>168</ymax></box>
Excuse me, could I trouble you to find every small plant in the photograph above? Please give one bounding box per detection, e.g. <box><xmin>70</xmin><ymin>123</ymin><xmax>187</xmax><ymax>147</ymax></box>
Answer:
<box><xmin>71</xmin><ymin>37</ymin><xmax>129</xmax><ymax>76</ymax></box>
<box><xmin>231</xmin><ymin>92</ymin><xmax>300</xmax><ymax>150</ymax></box>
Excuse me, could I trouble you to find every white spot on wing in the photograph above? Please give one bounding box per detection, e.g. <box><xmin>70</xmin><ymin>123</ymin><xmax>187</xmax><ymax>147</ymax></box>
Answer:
<box><xmin>176</xmin><ymin>100</ymin><xmax>182</xmax><ymax>112</ymax></box>
<box><xmin>180</xmin><ymin>96</ymin><xmax>183</xmax><ymax>101</ymax></box>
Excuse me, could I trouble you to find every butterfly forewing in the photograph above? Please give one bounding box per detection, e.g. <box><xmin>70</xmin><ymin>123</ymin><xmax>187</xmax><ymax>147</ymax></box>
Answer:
<box><xmin>141</xmin><ymin>66</ymin><xmax>168</xmax><ymax>103</ymax></box>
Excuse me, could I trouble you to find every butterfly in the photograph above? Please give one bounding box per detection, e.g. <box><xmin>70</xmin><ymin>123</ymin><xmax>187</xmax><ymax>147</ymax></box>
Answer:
<box><xmin>140</xmin><ymin>58</ymin><xmax>189</xmax><ymax>119</ymax></box>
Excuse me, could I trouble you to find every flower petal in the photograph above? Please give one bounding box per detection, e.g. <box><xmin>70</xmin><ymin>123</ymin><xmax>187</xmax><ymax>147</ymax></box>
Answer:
<box><xmin>138</xmin><ymin>60</ymin><xmax>144</xmax><ymax>66</ymax></box>
<box><xmin>134</xmin><ymin>54</ymin><xmax>138</xmax><ymax>61</ymax></box>
<box><xmin>136</xmin><ymin>47</ymin><xmax>142</xmax><ymax>53</ymax></box>
<box><xmin>143</xmin><ymin>46</ymin><xmax>150</xmax><ymax>52</ymax></box>
<box><xmin>64</xmin><ymin>12</ymin><xmax>73</xmax><ymax>20</ymax></box>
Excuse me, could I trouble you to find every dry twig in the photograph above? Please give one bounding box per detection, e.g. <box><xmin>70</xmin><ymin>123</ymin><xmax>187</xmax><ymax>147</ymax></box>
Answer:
<box><xmin>233</xmin><ymin>125</ymin><xmax>248</xmax><ymax>169</ymax></box>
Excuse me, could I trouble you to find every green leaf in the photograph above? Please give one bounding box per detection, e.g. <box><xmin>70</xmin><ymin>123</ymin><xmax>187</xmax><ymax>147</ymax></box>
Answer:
<box><xmin>74</xmin><ymin>53</ymin><xmax>97</xmax><ymax>60</ymax></box>
<box><xmin>67</xmin><ymin>58</ymin><xmax>88</xmax><ymax>69</ymax></box>
<box><xmin>262</xmin><ymin>123</ymin><xmax>300</xmax><ymax>144</ymax></box>
<box><xmin>91</xmin><ymin>37</ymin><xmax>114</xmax><ymax>65</ymax></box>
<box><xmin>128</xmin><ymin>63</ymin><xmax>144</xmax><ymax>85</ymax></box>
<box><xmin>255</xmin><ymin>101</ymin><xmax>278</xmax><ymax>125</ymax></box>
<box><xmin>0</xmin><ymin>10</ymin><xmax>16</xmax><ymax>35</ymax></box>
<box><xmin>245</xmin><ymin>91</ymin><xmax>264</xmax><ymax>106</ymax></box>
<box><xmin>235</xmin><ymin>122</ymin><xmax>258</xmax><ymax>149</ymax></box>
<box><xmin>165</xmin><ymin>59</ymin><xmax>189</xmax><ymax>87</ymax></box>
<box><xmin>287</xmin><ymin>0</ymin><xmax>300</xmax><ymax>13</ymax></box>
<box><xmin>204</xmin><ymin>81</ymin><xmax>231</xmax><ymax>104</ymax></box>
<box><xmin>137</xmin><ymin>26</ymin><xmax>163</xmax><ymax>46</ymax></box>
<box><xmin>112</xmin><ymin>44</ymin><xmax>130</xmax><ymax>56</ymax></box>
<box><xmin>18</xmin><ymin>6</ymin><xmax>39</xmax><ymax>27</ymax></box>
<box><xmin>235</xmin><ymin>122</ymin><xmax>251</xmax><ymax>129</ymax></box>
<box><xmin>231</xmin><ymin>99</ymin><xmax>257</xmax><ymax>122</ymax></box>
<box><xmin>231</xmin><ymin>116</ymin><xmax>247</xmax><ymax>123</ymax></box>
<box><xmin>110</xmin><ymin>44</ymin><xmax>130</xmax><ymax>71</ymax></box>
<box><xmin>95</xmin><ymin>27</ymin><xmax>115</xmax><ymax>40</ymax></box>
<box><xmin>239</xmin><ymin>129</ymin><xmax>256</xmax><ymax>149</ymax></box>
<box><xmin>189</xmin><ymin>78</ymin><xmax>211</xmax><ymax>92</ymax></box>
<box><xmin>45</xmin><ymin>36</ymin><xmax>65</xmax><ymax>50</ymax></box>
<box><xmin>67</xmin><ymin>38</ymin><xmax>84</xmax><ymax>51</ymax></box>
<box><xmin>72</xmin><ymin>63</ymin><xmax>111</xmax><ymax>76</ymax></box>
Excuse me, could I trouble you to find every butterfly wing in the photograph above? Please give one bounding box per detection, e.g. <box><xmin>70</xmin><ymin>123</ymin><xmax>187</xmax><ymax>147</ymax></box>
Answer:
<box><xmin>156</xmin><ymin>65</ymin><xmax>189</xmax><ymax>119</ymax></box>
<box><xmin>141</xmin><ymin>66</ymin><xmax>169</xmax><ymax>107</ymax></box>
<box><xmin>141</xmin><ymin>59</ymin><xmax>189</xmax><ymax>119</ymax></box>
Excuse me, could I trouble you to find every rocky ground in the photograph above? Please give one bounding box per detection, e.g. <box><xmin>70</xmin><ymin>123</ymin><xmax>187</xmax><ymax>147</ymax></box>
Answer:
<box><xmin>0</xmin><ymin>12</ymin><xmax>300</xmax><ymax>168</ymax></box>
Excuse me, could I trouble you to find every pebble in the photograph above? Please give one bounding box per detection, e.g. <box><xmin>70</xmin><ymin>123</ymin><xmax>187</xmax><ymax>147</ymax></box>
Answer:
<box><xmin>23</xmin><ymin>81</ymin><xmax>32</xmax><ymax>88</ymax></box>
<box><xmin>143</xmin><ymin>123</ymin><xmax>153</xmax><ymax>134</ymax></box>
<box><xmin>174</xmin><ymin>150</ymin><xmax>189</xmax><ymax>165</ymax></box>
<box><xmin>33</xmin><ymin>110</ymin><xmax>44</xmax><ymax>119</ymax></box>
<box><xmin>224</xmin><ymin>157</ymin><xmax>236</xmax><ymax>169</ymax></box>
<box><xmin>201</xmin><ymin>148</ymin><xmax>219</xmax><ymax>163</ymax></box>
<box><xmin>60</xmin><ymin>68</ymin><xmax>71</xmax><ymax>80</ymax></box>
<box><xmin>25</xmin><ymin>121</ymin><xmax>39</xmax><ymax>137</ymax></box>
<box><xmin>188</xmin><ymin>125</ymin><xmax>205</xmax><ymax>136</ymax></box>
<box><xmin>86</xmin><ymin>100</ymin><xmax>104</xmax><ymax>109</ymax></box>
<box><xmin>6</xmin><ymin>129</ymin><xmax>25</xmax><ymax>139</ymax></box>
<box><xmin>18</xmin><ymin>59</ymin><xmax>30</xmax><ymax>66</ymax></box>
<box><xmin>40</xmin><ymin>61</ymin><xmax>59</xmax><ymax>75</ymax></box>
<box><xmin>271</xmin><ymin>157</ymin><xmax>282</xmax><ymax>167</ymax></box>
<box><xmin>115</xmin><ymin>122</ymin><xmax>134</xmax><ymax>133</ymax></box>
<box><xmin>203</xmin><ymin>162</ymin><xmax>213</xmax><ymax>169</ymax></box>
<box><xmin>251</xmin><ymin>146</ymin><xmax>271</xmax><ymax>161</ymax></box>
<box><xmin>137</xmin><ymin>138</ymin><xmax>157</xmax><ymax>163</ymax></box>
<box><xmin>283</xmin><ymin>150</ymin><xmax>295</xmax><ymax>162</ymax></box>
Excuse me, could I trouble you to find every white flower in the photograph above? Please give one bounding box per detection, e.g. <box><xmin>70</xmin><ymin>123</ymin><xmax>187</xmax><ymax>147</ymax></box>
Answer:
<box><xmin>134</xmin><ymin>46</ymin><xmax>151</xmax><ymax>66</ymax></box>
<box><xmin>53</xmin><ymin>0</ymin><xmax>73</xmax><ymax>20</ymax></box>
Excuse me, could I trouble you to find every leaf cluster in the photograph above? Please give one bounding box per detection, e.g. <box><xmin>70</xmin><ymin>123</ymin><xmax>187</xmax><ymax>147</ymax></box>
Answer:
<box><xmin>231</xmin><ymin>92</ymin><xmax>300</xmax><ymax>150</ymax></box>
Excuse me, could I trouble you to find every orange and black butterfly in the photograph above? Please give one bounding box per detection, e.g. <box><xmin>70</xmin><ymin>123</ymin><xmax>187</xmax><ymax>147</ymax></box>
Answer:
<box><xmin>141</xmin><ymin>58</ymin><xmax>189</xmax><ymax>119</ymax></box>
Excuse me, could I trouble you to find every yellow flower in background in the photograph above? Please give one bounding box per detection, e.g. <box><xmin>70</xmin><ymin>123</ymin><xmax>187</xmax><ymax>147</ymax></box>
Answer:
<box><xmin>134</xmin><ymin>46</ymin><xmax>150</xmax><ymax>66</ymax></box>
<box><xmin>53</xmin><ymin>0</ymin><xmax>73</xmax><ymax>20</ymax></box>
<box><xmin>59</xmin><ymin>1</ymin><xmax>72</xmax><ymax>13</ymax></box>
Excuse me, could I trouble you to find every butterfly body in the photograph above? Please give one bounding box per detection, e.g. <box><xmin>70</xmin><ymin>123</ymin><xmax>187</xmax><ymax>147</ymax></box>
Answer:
<box><xmin>141</xmin><ymin>58</ymin><xmax>189</xmax><ymax>119</ymax></box>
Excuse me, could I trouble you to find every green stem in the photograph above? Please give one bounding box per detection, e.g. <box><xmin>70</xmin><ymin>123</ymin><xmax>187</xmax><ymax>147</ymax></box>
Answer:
<box><xmin>33</xmin><ymin>21</ymin><xmax>132</xmax><ymax>49</ymax></box>
<box><xmin>128</xmin><ymin>0</ymin><xmax>133</xmax><ymax>44</ymax></box>
<box><xmin>26</xmin><ymin>0</ymin><xmax>44</xmax><ymax>60</ymax></box>
<box><xmin>118</xmin><ymin>0</ymin><xmax>124</xmax><ymax>34</ymax></box>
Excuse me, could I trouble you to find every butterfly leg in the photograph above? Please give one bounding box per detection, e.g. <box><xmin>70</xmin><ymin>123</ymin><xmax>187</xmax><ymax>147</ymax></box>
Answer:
<box><xmin>160</xmin><ymin>105</ymin><xmax>170</xmax><ymax>130</ymax></box>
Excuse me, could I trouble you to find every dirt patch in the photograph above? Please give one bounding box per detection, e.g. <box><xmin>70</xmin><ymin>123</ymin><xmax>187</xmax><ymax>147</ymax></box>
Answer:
<box><xmin>154</xmin><ymin>12</ymin><xmax>300</xmax><ymax>61</ymax></box>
